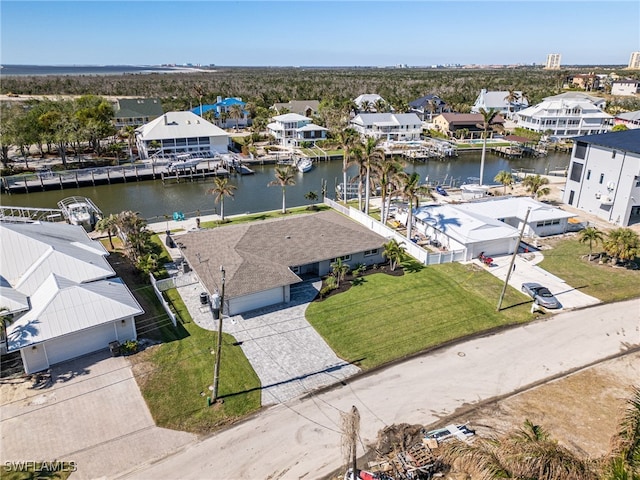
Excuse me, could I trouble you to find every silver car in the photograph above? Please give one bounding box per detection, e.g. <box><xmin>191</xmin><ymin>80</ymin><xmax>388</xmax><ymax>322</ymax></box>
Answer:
<box><xmin>521</xmin><ymin>282</ymin><xmax>562</xmax><ymax>309</ymax></box>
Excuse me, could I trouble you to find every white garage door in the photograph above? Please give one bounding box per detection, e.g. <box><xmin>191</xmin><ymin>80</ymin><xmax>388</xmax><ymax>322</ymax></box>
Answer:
<box><xmin>45</xmin><ymin>323</ymin><xmax>117</xmax><ymax>366</ymax></box>
<box><xmin>229</xmin><ymin>287</ymin><xmax>284</xmax><ymax>315</ymax></box>
<box><xmin>469</xmin><ymin>238</ymin><xmax>516</xmax><ymax>259</ymax></box>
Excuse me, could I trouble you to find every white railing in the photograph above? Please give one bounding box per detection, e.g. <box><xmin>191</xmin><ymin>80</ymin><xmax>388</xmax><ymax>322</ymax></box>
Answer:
<box><xmin>149</xmin><ymin>274</ymin><xmax>177</xmax><ymax>327</ymax></box>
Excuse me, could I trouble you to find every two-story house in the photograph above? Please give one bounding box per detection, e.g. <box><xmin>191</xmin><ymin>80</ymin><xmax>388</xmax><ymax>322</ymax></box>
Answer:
<box><xmin>270</xmin><ymin>100</ymin><xmax>320</xmax><ymax>117</ymax></box>
<box><xmin>516</xmin><ymin>92</ymin><xmax>612</xmax><ymax>139</ymax></box>
<box><xmin>267</xmin><ymin>113</ymin><xmax>328</xmax><ymax>147</ymax></box>
<box><xmin>432</xmin><ymin>113</ymin><xmax>505</xmax><ymax>139</ymax></box>
<box><xmin>611</xmin><ymin>79</ymin><xmax>640</xmax><ymax>96</ymax></box>
<box><xmin>114</xmin><ymin>98</ymin><xmax>164</xmax><ymax>128</ymax></box>
<box><xmin>471</xmin><ymin>89</ymin><xmax>528</xmax><ymax>119</ymax></box>
<box><xmin>409</xmin><ymin>94</ymin><xmax>452</xmax><ymax>121</ymax></box>
<box><xmin>192</xmin><ymin>96</ymin><xmax>249</xmax><ymax>129</ymax></box>
<box><xmin>562</xmin><ymin>129</ymin><xmax>640</xmax><ymax>226</ymax></box>
<box><xmin>350</xmin><ymin>113</ymin><xmax>422</xmax><ymax>142</ymax></box>
<box><xmin>353</xmin><ymin>94</ymin><xmax>391</xmax><ymax>113</ymax></box>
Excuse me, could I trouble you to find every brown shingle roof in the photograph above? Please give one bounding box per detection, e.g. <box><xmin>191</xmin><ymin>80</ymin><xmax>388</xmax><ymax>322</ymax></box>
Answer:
<box><xmin>177</xmin><ymin>210</ymin><xmax>387</xmax><ymax>298</ymax></box>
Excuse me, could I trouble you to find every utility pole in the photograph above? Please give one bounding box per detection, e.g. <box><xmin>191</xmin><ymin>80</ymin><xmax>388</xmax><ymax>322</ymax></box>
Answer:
<box><xmin>211</xmin><ymin>265</ymin><xmax>226</xmax><ymax>404</ymax></box>
<box><xmin>497</xmin><ymin>207</ymin><xmax>530</xmax><ymax>311</ymax></box>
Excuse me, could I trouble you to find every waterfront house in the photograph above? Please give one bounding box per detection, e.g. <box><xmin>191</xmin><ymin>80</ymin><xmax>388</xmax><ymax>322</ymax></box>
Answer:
<box><xmin>176</xmin><ymin>210</ymin><xmax>386</xmax><ymax>315</ymax></box>
<box><xmin>353</xmin><ymin>94</ymin><xmax>391</xmax><ymax>113</ymax></box>
<box><xmin>114</xmin><ymin>98</ymin><xmax>164</xmax><ymax>128</ymax></box>
<box><xmin>471</xmin><ymin>89</ymin><xmax>528</xmax><ymax>118</ymax></box>
<box><xmin>267</xmin><ymin>113</ymin><xmax>328</xmax><ymax>147</ymax></box>
<box><xmin>515</xmin><ymin>93</ymin><xmax>612</xmax><ymax>139</ymax></box>
<box><xmin>135</xmin><ymin>111</ymin><xmax>230</xmax><ymax>159</ymax></box>
<box><xmin>0</xmin><ymin>221</ymin><xmax>143</xmax><ymax>373</ymax></box>
<box><xmin>611</xmin><ymin>79</ymin><xmax>640</xmax><ymax>96</ymax></box>
<box><xmin>407</xmin><ymin>197</ymin><xmax>575</xmax><ymax>260</ymax></box>
<box><xmin>432</xmin><ymin>112</ymin><xmax>505</xmax><ymax>139</ymax></box>
<box><xmin>270</xmin><ymin>100</ymin><xmax>320</xmax><ymax>117</ymax></box>
<box><xmin>562</xmin><ymin>129</ymin><xmax>640</xmax><ymax>226</ymax></box>
<box><xmin>350</xmin><ymin>113</ymin><xmax>422</xmax><ymax>142</ymax></box>
<box><xmin>191</xmin><ymin>96</ymin><xmax>249</xmax><ymax>129</ymax></box>
<box><xmin>409</xmin><ymin>94</ymin><xmax>452</xmax><ymax>121</ymax></box>
<box><xmin>614</xmin><ymin>110</ymin><xmax>640</xmax><ymax>129</ymax></box>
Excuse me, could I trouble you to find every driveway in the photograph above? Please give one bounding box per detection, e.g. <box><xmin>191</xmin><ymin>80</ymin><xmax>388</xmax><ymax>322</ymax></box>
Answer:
<box><xmin>177</xmin><ymin>280</ymin><xmax>360</xmax><ymax>405</ymax></box>
<box><xmin>0</xmin><ymin>350</ymin><xmax>195</xmax><ymax>480</ymax></box>
<box><xmin>473</xmin><ymin>249</ymin><xmax>600</xmax><ymax>311</ymax></box>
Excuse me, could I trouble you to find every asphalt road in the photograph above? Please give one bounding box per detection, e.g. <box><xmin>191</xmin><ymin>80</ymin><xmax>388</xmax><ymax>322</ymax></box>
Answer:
<box><xmin>121</xmin><ymin>298</ymin><xmax>640</xmax><ymax>480</ymax></box>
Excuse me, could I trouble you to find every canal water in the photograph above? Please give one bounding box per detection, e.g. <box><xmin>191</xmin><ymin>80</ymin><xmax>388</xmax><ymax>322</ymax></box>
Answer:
<box><xmin>0</xmin><ymin>152</ymin><xmax>570</xmax><ymax>222</ymax></box>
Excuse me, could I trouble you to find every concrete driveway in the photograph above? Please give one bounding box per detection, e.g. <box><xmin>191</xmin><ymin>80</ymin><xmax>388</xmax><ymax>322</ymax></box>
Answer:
<box><xmin>177</xmin><ymin>279</ymin><xmax>361</xmax><ymax>405</ymax></box>
<box><xmin>0</xmin><ymin>350</ymin><xmax>195</xmax><ymax>480</ymax></box>
<box><xmin>474</xmin><ymin>249</ymin><xmax>600</xmax><ymax>311</ymax></box>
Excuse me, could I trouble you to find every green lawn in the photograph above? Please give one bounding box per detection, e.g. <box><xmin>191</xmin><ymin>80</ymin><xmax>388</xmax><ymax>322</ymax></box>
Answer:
<box><xmin>306</xmin><ymin>261</ymin><xmax>534</xmax><ymax>370</ymax></box>
<box><xmin>132</xmin><ymin>288</ymin><xmax>261</xmax><ymax>434</ymax></box>
<box><xmin>200</xmin><ymin>204</ymin><xmax>329</xmax><ymax>228</ymax></box>
<box><xmin>537</xmin><ymin>239</ymin><xmax>640</xmax><ymax>303</ymax></box>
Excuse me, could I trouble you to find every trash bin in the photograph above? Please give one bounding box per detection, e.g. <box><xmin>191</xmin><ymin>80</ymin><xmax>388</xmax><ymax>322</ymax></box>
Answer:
<box><xmin>200</xmin><ymin>292</ymin><xmax>209</xmax><ymax>305</ymax></box>
<box><xmin>165</xmin><ymin>232</ymin><xmax>176</xmax><ymax>248</ymax></box>
<box><xmin>109</xmin><ymin>341</ymin><xmax>121</xmax><ymax>357</ymax></box>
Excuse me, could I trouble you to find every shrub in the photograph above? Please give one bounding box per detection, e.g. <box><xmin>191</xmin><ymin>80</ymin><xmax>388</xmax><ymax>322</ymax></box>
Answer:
<box><xmin>121</xmin><ymin>339</ymin><xmax>139</xmax><ymax>355</ymax></box>
<box><xmin>352</xmin><ymin>263</ymin><xmax>366</xmax><ymax>277</ymax></box>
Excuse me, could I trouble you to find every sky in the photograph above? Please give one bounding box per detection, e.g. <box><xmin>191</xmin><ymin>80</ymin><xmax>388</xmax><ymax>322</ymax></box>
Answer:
<box><xmin>1</xmin><ymin>1</ymin><xmax>639</xmax><ymax>67</ymax></box>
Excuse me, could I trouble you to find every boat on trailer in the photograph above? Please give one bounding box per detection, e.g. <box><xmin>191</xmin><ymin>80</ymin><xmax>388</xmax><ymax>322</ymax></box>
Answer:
<box><xmin>57</xmin><ymin>196</ymin><xmax>103</xmax><ymax>231</ymax></box>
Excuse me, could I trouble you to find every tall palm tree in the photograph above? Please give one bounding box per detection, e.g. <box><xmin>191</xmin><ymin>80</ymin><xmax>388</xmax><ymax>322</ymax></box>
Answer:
<box><xmin>338</xmin><ymin>128</ymin><xmax>360</xmax><ymax>204</ymax></box>
<box><xmin>494</xmin><ymin>170</ymin><xmax>514</xmax><ymax>195</ymax></box>
<box><xmin>603</xmin><ymin>228</ymin><xmax>640</xmax><ymax>266</ymax></box>
<box><xmin>207</xmin><ymin>176</ymin><xmax>237</xmax><ymax>222</ymax></box>
<box><xmin>116</xmin><ymin>211</ymin><xmax>150</xmax><ymax>262</ymax></box>
<box><xmin>374</xmin><ymin>98</ymin><xmax>387</xmax><ymax>113</ymax></box>
<box><xmin>228</xmin><ymin>104</ymin><xmax>244</xmax><ymax>132</ymax></box>
<box><xmin>504</xmin><ymin>88</ymin><xmax>521</xmax><ymax>118</ymax></box>
<box><xmin>95</xmin><ymin>213</ymin><xmax>120</xmax><ymax>250</ymax></box>
<box><xmin>400</xmin><ymin>171</ymin><xmax>433</xmax><ymax>241</ymax></box>
<box><xmin>193</xmin><ymin>83</ymin><xmax>206</xmax><ymax>117</ymax></box>
<box><xmin>477</xmin><ymin>108</ymin><xmax>503</xmax><ymax>186</ymax></box>
<box><xmin>373</xmin><ymin>155</ymin><xmax>403</xmax><ymax>224</ymax></box>
<box><xmin>606</xmin><ymin>386</ymin><xmax>640</xmax><ymax>478</ymax></box>
<box><xmin>578</xmin><ymin>226</ymin><xmax>604</xmax><ymax>261</ymax></box>
<box><xmin>347</xmin><ymin>147</ymin><xmax>366</xmax><ymax>211</ymax></box>
<box><xmin>268</xmin><ymin>165</ymin><xmax>296</xmax><ymax>214</ymax></box>
<box><xmin>360</xmin><ymin>137</ymin><xmax>385</xmax><ymax>215</ymax></box>
<box><xmin>522</xmin><ymin>174</ymin><xmax>551</xmax><ymax>198</ymax></box>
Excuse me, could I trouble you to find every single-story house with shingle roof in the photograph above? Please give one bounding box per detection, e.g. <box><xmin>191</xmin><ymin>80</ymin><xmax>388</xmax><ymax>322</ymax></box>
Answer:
<box><xmin>176</xmin><ymin>210</ymin><xmax>387</xmax><ymax>315</ymax></box>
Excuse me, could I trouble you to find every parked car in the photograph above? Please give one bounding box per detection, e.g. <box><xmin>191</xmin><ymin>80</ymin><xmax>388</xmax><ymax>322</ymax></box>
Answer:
<box><xmin>521</xmin><ymin>282</ymin><xmax>561</xmax><ymax>309</ymax></box>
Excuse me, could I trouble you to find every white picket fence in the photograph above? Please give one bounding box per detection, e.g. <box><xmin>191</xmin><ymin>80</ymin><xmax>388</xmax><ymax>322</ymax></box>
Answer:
<box><xmin>323</xmin><ymin>197</ymin><xmax>466</xmax><ymax>265</ymax></box>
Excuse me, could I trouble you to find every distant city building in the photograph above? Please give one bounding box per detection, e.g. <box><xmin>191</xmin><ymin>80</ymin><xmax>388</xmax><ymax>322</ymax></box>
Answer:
<box><xmin>628</xmin><ymin>51</ymin><xmax>640</xmax><ymax>69</ymax></box>
<box><xmin>562</xmin><ymin>129</ymin><xmax>640</xmax><ymax>227</ymax></box>
<box><xmin>545</xmin><ymin>53</ymin><xmax>562</xmax><ymax>70</ymax></box>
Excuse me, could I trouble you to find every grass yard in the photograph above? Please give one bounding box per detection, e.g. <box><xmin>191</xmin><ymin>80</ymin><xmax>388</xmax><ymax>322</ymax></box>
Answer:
<box><xmin>306</xmin><ymin>261</ymin><xmax>534</xmax><ymax>370</ymax></box>
<box><xmin>537</xmin><ymin>238</ymin><xmax>640</xmax><ymax>303</ymax></box>
<box><xmin>200</xmin><ymin>204</ymin><xmax>329</xmax><ymax>228</ymax></box>
<box><xmin>131</xmin><ymin>288</ymin><xmax>261</xmax><ymax>434</ymax></box>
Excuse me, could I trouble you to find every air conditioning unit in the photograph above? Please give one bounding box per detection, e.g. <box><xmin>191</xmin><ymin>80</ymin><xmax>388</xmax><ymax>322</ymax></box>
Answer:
<box><xmin>595</xmin><ymin>192</ymin><xmax>602</xmax><ymax>199</ymax></box>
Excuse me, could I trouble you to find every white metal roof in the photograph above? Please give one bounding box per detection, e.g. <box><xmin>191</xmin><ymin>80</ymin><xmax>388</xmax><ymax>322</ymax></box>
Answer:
<box><xmin>0</xmin><ymin>286</ymin><xmax>29</xmax><ymax>314</ymax></box>
<box><xmin>352</xmin><ymin>113</ymin><xmax>421</xmax><ymax>126</ymax></box>
<box><xmin>516</xmin><ymin>98</ymin><xmax>612</xmax><ymax>119</ymax></box>
<box><xmin>0</xmin><ymin>222</ymin><xmax>113</xmax><ymax>296</ymax></box>
<box><xmin>272</xmin><ymin>113</ymin><xmax>311</xmax><ymax>122</ymax></box>
<box><xmin>6</xmin><ymin>275</ymin><xmax>143</xmax><ymax>350</ymax></box>
<box><xmin>455</xmin><ymin>197</ymin><xmax>575</xmax><ymax>223</ymax></box>
<box><xmin>354</xmin><ymin>94</ymin><xmax>384</xmax><ymax>107</ymax></box>
<box><xmin>296</xmin><ymin>123</ymin><xmax>328</xmax><ymax>132</ymax></box>
<box><xmin>136</xmin><ymin>111</ymin><xmax>229</xmax><ymax>141</ymax></box>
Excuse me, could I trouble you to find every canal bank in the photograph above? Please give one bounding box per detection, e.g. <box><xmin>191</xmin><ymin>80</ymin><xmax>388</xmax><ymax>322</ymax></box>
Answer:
<box><xmin>0</xmin><ymin>152</ymin><xmax>570</xmax><ymax>221</ymax></box>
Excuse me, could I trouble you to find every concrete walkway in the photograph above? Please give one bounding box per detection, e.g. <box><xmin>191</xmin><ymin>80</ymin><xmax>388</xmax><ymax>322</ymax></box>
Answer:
<box><xmin>176</xmin><ymin>279</ymin><xmax>360</xmax><ymax>405</ymax></box>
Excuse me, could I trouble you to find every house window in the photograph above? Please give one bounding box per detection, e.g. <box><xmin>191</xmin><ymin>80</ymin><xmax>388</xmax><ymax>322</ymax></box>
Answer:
<box><xmin>291</xmin><ymin>266</ymin><xmax>301</xmax><ymax>274</ymax></box>
<box><xmin>364</xmin><ymin>249</ymin><xmax>378</xmax><ymax>257</ymax></box>
<box><xmin>574</xmin><ymin>141</ymin><xmax>587</xmax><ymax>159</ymax></box>
<box><xmin>568</xmin><ymin>190</ymin><xmax>575</xmax><ymax>205</ymax></box>
<box><xmin>586</xmin><ymin>170</ymin><xmax>591</xmax><ymax>180</ymax></box>
<box><xmin>569</xmin><ymin>162</ymin><xmax>583</xmax><ymax>182</ymax></box>
<box><xmin>599</xmin><ymin>174</ymin><xmax>605</xmax><ymax>184</ymax></box>
<box><xmin>331</xmin><ymin>255</ymin><xmax>351</xmax><ymax>262</ymax></box>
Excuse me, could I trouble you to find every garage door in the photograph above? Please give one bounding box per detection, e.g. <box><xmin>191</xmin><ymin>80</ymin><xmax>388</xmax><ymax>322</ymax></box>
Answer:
<box><xmin>470</xmin><ymin>238</ymin><xmax>517</xmax><ymax>259</ymax></box>
<box><xmin>229</xmin><ymin>287</ymin><xmax>284</xmax><ymax>315</ymax></box>
<box><xmin>45</xmin><ymin>323</ymin><xmax>117</xmax><ymax>366</ymax></box>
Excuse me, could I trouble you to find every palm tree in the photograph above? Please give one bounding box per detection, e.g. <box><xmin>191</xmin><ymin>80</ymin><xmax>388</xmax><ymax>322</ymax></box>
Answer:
<box><xmin>382</xmin><ymin>239</ymin><xmax>406</xmax><ymax>271</ymax></box>
<box><xmin>360</xmin><ymin>137</ymin><xmax>385</xmax><ymax>215</ymax></box>
<box><xmin>268</xmin><ymin>165</ymin><xmax>296</xmax><ymax>214</ymax></box>
<box><xmin>504</xmin><ymin>88</ymin><xmax>521</xmax><ymax>118</ymax></box>
<box><xmin>337</xmin><ymin>128</ymin><xmax>360</xmax><ymax>204</ymax></box>
<box><xmin>119</xmin><ymin>125</ymin><xmax>136</xmax><ymax>161</ymax></box>
<box><xmin>193</xmin><ymin>83</ymin><xmax>206</xmax><ymax>117</ymax></box>
<box><xmin>207</xmin><ymin>176</ymin><xmax>237</xmax><ymax>222</ymax></box>
<box><xmin>95</xmin><ymin>213</ymin><xmax>119</xmax><ymax>250</ymax></box>
<box><xmin>116</xmin><ymin>211</ymin><xmax>150</xmax><ymax>262</ymax></box>
<box><xmin>374</xmin><ymin>98</ymin><xmax>387</xmax><ymax>113</ymax></box>
<box><xmin>603</xmin><ymin>228</ymin><xmax>640</xmax><ymax>266</ymax></box>
<box><xmin>494</xmin><ymin>170</ymin><xmax>514</xmax><ymax>195</ymax></box>
<box><xmin>373</xmin><ymin>155</ymin><xmax>403</xmax><ymax>225</ymax></box>
<box><xmin>229</xmin><ymin>104</ymin><xmax>244</xmax><ymax>132</ymax></box>
<box><xmin>605</xmin><ymin>386</ymin><xmax>640</xmax><ymax>478</ymax></box>
<box><xmin>348</xmin><ymin>147</ymin><xmax>367</xmax><ymax>211</ymax></box>
<box><xmin>400</xmin><ymin>171</ymin><xmax>433</xmax><ymax>241</ymax></box>
<box><xmin>522</xmin><ymin>174</ymin><xmax>551</xmax><ymax>198</ymax></box>
<box><xmin>578</xmin><ymin>226</ymin><xmax>604</xmax><ymax>261</ymax></box>
<box><xmin>330</xmin><ymin>258</ymin><xmax>350</xmax><ymax>288</ymax></box>
<box><xmin>442</xmin><ymin>419</ymin><xmax>598</xmax><ymax>480</ymax></box>
<box><xmin>477</xmin><ymin>108</ymin><xmax>503</xmax><ymax>186</ymax></box>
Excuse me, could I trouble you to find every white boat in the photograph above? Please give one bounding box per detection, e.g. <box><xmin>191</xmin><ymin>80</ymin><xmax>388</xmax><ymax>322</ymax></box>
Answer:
<box><xmin>296</xmin><ymin>157</ymin><xmax>313</xmax><ymax>173</ymax></box>
<box><xmin>166</xmin><ymin>155</ymin><xmax>203</xmax><ymax>172</ymax></box>
<box><xmin>57</xmin><ymin>196</ymin><xmax>103</xmax><ymax>230</ymax></box>
<box><xmin>460</xmin><ymin>183</ymin><xmax>490</xmax><ymax>195</ymax></box>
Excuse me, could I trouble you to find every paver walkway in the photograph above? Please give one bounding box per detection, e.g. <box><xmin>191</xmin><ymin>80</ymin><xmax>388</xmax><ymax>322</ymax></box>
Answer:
<box><xmin>177</xmin><ymin>280</ymin><xmax>360</xmax><ymax>404</ymax></box>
